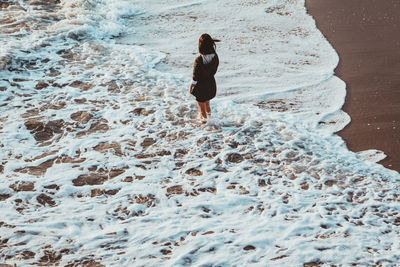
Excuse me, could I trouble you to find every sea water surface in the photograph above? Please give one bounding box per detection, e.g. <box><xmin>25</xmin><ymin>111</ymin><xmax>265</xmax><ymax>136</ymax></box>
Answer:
<box><xmin>0</xmin><ymin>0</ymin><xmax>399</xmax><ymax>266</ymax></box>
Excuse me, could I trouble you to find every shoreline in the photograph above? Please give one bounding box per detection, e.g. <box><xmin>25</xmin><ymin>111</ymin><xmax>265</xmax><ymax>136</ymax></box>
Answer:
<box><xmin>306</xmin><ymin>0</ymin><xmax>400</xmax><ymax>173</ymax></box>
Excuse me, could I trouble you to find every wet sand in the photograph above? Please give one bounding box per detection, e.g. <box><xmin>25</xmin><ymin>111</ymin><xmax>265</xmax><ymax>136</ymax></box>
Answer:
<box><xmin>306</xmin><ymin>0</ymin><xmax>400</xmax><ymax>173</ymax></box>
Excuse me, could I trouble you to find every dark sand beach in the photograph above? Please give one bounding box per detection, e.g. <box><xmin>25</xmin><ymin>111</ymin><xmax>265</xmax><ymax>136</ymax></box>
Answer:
<box><xmin>306</xmin><ymin>0</ymin><xmax>400</xmax><ymax>172</ymax></box>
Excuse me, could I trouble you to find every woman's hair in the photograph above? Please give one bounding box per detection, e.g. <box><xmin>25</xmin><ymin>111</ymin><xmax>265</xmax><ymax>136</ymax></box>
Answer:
<box><xmin>198</xmin><ymin>33</ymin><xmax>220</xmax><ymax>55</ymax></box>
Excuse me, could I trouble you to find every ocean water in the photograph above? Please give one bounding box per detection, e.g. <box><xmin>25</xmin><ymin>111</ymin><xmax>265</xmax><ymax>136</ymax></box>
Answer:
<box><xmin>0</xmin><ymin>0</ymin><xmax>399</xmax><ymax>266</ymax></box>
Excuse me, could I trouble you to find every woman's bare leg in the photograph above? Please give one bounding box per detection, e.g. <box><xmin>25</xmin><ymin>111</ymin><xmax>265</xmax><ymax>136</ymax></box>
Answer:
<box><xmin>205</xmin><ymin>101</ymin><xmax>211</xmax><ymax>115</ymax></box>
<box><xmin>197</xmin><ymin>101</ymin><xmax>207</xmax><ymax>120</ymax></box>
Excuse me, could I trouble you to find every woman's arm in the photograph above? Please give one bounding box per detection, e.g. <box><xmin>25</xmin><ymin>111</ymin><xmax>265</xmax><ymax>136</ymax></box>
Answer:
<box><xmin>211</xmin><ymin>54</ymin><xmax>219</xmax><ymax>75</ymax></box>
<box><xmin>190</xmin><ymin>56</ymin><xmax>201</xmax><ymax>94</ymax></box>
<box><xmin>192</xmin><ymin>57</ymin><xmax>201</xmax><ymax>82</ymax></box>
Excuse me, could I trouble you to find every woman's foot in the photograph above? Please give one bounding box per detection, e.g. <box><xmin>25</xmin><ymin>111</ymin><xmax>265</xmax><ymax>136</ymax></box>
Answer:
<box><xmin>199</xmin><ymin>115</ymin><xmax>207</xmax><ymax>124</ymax></box>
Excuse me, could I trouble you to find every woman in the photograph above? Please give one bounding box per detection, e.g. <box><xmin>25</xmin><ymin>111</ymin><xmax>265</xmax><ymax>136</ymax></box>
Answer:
<box><xmin>189</xmin><ymin>33</ymin><xmax>219</xmax><ymax>123</ymax></box>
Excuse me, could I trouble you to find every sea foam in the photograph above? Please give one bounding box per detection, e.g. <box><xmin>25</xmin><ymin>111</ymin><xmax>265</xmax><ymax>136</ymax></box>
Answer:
<box><xmin>0</xmin><ymin>0</ymin><xmax>399</xmax><ymax>266</ymax></box>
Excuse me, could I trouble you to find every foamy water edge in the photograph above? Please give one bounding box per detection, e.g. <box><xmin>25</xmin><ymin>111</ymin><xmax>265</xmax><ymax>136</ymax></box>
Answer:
<box><xmin>0</xmin><ymin>0</ymin><xmax>399</xmax><ymax>266</ymax></box>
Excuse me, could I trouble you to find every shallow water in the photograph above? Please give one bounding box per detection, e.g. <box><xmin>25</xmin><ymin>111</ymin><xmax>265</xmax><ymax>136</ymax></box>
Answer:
<box><xmin>0</xmin><ymin>0</ymin><xmax>399</xmax><ymax>266</ymax></box>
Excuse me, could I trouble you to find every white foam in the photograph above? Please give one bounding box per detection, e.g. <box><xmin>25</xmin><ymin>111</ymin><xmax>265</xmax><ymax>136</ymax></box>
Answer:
<box><xmin>0</xmin><ymin>0</ymin><xmax>399</xmax><ymax>266</ymax></box>
<box><xmin>357</xmin><ymin>149</ymin><xmax>387</xmax><ymax>163</ymax></box>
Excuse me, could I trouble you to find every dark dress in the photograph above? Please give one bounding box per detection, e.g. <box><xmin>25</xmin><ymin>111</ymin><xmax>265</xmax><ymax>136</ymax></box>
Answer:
<box><xmin>191</xmin><ymin>53</ymin><xmax>219</xmax><ymax>102</ymax></box>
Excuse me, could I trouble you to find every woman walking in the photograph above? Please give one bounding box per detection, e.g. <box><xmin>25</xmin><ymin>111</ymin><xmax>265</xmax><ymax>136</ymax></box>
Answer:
<box><xmin>189</xmin><ymin>33</ymin><xmax>219</xmax><ymax>123</ymax></box>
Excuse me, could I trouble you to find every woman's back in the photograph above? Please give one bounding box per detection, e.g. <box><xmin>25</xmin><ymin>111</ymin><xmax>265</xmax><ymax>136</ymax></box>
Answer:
<box><xmin>189</xmin><ymin>33</ymin><xmax>220</xmax><ymax>123</ymax></box>
<box><xmin>191</xmin><ymin>53</ymin><xmax>219</xmax><ymax>102</ymax></box>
